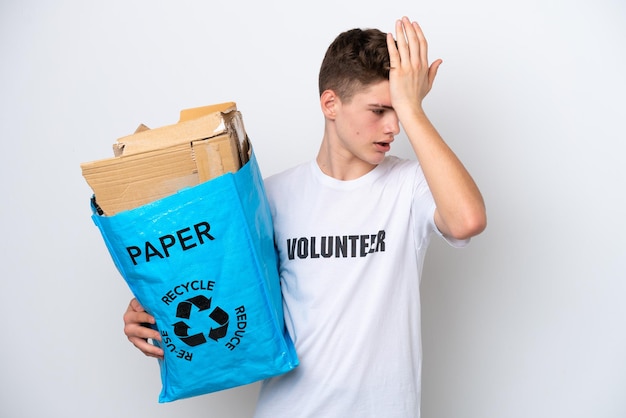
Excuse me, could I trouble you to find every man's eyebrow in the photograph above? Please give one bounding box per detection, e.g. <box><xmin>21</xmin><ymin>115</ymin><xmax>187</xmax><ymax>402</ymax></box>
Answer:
<box><xmin>368</xmin><ymin>103</ymin><xmax>394</xmax><ymax>110</ymax></box>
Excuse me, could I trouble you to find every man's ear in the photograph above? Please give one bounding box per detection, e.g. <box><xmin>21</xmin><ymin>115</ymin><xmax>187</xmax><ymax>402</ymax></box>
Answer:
<box><xmin>320</xmin><ymin>89</ymin><xmax>339</xmax><ymax>120</ymax></box>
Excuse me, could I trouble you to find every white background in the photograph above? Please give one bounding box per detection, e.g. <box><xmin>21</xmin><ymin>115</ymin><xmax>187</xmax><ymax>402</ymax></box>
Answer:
<box><xmin>1</xmin><ymin>1</ymin><xmax>624</xmax><ymax>417</ymax></box>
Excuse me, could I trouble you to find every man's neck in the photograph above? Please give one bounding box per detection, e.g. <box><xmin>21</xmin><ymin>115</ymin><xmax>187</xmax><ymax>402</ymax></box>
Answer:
<box><xmin>315</xmin><ymin>137</ymin><xmax>378</xmax><ymax>181</ymax></box>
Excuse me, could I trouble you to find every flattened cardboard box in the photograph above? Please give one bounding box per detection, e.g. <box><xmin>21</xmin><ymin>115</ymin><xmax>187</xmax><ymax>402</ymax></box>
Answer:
<box><xmin>81</xmin><ymin>102</ymin><xmax>250</xmax><ymax>216</ymax></box>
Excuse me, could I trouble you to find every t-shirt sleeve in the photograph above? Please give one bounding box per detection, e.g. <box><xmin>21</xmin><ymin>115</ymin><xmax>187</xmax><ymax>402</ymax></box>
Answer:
<box><xmin>428</xmin><ymin>206</ymin><xmax>471</xmax><ymax>248</ymax></box>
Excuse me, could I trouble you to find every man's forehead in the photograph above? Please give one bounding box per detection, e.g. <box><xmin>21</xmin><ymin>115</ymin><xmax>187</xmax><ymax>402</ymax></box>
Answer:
<box><xmin>352</xmin><ymin>81</ymin><xmax>392</xmax><ymax>107</ymax></box>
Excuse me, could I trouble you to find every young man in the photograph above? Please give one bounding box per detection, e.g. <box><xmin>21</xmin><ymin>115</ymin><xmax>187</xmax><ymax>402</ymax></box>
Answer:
<box><xmin>124</xmin><ymin>16</ymin><xmax>486</xmax><ymax>417</ymax></box>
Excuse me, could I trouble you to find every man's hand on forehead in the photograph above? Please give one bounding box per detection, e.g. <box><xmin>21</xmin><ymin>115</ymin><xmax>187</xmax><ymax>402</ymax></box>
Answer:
<box><xmin>386</xmin><ymin>16</ymin><xmax>442</xmax><ymax>114</ymax></box>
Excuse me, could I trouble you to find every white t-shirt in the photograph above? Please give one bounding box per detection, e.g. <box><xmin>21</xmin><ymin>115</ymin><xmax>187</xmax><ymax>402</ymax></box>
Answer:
<box><xmin>254</xmin><ymin>156</ymin><xmax>467</xmax><ymax>418</ymax></box>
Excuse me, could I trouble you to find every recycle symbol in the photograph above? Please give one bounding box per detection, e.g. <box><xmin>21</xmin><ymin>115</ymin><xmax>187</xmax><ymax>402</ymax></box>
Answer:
<box><xmin>172</xmin><ymin>295</ymin><xmax>229</xmax><ymax>347</ymax></box>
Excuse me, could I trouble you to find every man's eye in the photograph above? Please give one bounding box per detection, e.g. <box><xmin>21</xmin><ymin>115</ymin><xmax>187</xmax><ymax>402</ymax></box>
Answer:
<box><xmin>372</xmin><ymin>109</ymin><xmax>385</xmax><ymax>115</ymax></box>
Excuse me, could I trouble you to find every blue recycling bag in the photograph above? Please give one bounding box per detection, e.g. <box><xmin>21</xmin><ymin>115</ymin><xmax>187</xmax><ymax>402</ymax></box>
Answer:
<box><xmin>91</xmin><ymin>152</ymin><xmax>298</xmax><ymax>402</ymax></box>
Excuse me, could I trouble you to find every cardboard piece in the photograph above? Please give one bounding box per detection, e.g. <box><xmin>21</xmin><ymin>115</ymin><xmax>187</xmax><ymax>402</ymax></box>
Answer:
<box><xmin>81</xmin><ymin>102</ymin><xmax>249</xmax><ymax>216</ymax></box>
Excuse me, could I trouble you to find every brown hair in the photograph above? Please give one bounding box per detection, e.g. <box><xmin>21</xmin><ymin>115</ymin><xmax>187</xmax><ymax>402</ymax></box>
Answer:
<box><xmin>318</xmin><ymin>28</ymin><xmax>391</xmax><ymax>102</ymax></box>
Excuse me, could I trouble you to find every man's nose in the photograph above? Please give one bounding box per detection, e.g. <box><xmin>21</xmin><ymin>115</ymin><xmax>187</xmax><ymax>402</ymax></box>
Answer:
<box><xmin>385</xmin><ymin>112</ymin><xmax>400</xmax><ymax>136</ymax></box>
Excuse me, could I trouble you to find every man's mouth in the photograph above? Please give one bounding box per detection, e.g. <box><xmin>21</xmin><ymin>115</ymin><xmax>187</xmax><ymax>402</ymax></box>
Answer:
<box><xmin>374</xmin><ymin>142</ymin><xmax>391</xmax><ymax>152</ymax></box>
